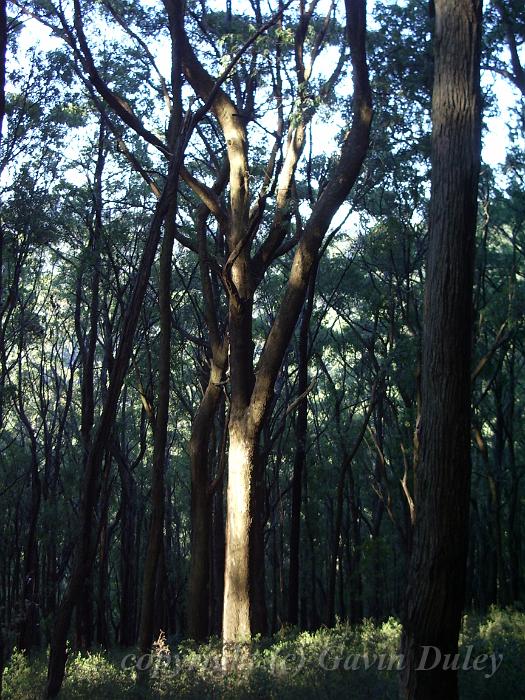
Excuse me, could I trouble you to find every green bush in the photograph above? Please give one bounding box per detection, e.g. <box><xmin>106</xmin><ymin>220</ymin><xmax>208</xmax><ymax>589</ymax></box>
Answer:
<box><xmin>2</xmin><ymin>649</ymin><xmax>46</xmax><ymax>700</ymax></box>
<box><xmin>2</xmin><ymin>609</ymin><xmax>523</xmax><ymax>699</ymax></box>
<box><xmin>458</xmin><ymin>607</ymin><xmax>525</xmax><ymax>700</ymax></box>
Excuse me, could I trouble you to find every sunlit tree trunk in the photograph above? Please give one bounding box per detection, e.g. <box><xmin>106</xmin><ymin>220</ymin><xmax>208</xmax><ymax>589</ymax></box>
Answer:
<box><xmin>222</xmin><ymin>419</ymin><xmax>257</xmax><ymax>652</ymax></box>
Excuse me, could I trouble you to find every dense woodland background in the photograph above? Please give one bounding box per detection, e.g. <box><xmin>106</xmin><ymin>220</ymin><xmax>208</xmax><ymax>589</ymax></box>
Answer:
<box><xmin>0</xmin><ymin>0</ymin><xmax>524</xmax><ymax>697</ymax></box>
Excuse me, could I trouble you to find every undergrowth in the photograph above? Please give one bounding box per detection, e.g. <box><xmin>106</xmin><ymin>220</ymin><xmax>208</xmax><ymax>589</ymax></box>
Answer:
<box><xmin>2</xmin><ymin>607</ymin><xmax>523</xmax><ymax>699</ymax></box>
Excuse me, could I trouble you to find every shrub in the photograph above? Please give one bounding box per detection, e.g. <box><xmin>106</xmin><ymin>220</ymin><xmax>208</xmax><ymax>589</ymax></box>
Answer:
<box><xmin>2</xmin><ymin>609</ymin><xmax>523</xmax><ymax>699</ymax></box>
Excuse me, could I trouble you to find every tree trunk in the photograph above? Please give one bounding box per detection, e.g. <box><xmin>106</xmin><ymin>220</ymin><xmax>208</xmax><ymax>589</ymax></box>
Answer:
<box><xmin>96</xmin><ymin>453</ymin><xmax>112</xmax><ymax>648</ymax></box>
<box><xmin>347</xmin><ymin>464</ymin><xmax>363</xmax><ymax>622</ymax></box>
<box><xmin>249</xmin><ymin>449</ymin><xmax>268</xmax><ymax>635</ymax></box>
<box><xmin>137</xmin><ymin>198</ymin><xmax>176</xmax><ymax>659</ymax></box>
<box><xmin>117</xmin><ymin>451</ymin><xmax>138</xmax><ymax>646</ymax></box>
<box><xmin>74</xmin><ymin>122</ymin><xmax>105</xmax><ymax>655</ymax></box>
<box><xmin>506</xmin><ymin>341</ymin><xmax>521</xmax><ymax>602</ymax></box>
<box><xmin>17</xmin><ymin>349</ymin><xmax>42</xmax><ymax>655</ymax></box>
<box><xmin>370</xmin><ymin>389</ymin><xmax>386</xmax><ymax>620</ymax></box>
<box><xmin>288</xmin><ymin>263</ymin><xmax>317</xmax><ymax>625</ymax></box>
<box><xmin>187</xmin><ymin>368</ymin><xmax>224</xmax><ymax>641</ymax></box>
<box><xmin>74</xmin><ymin>583</ymin><xmax>93</xmax><ymax>652</ymax></box>
<box><xmin>211</xmin><ymin>480</ymin><xmax>225</xmax><ymax>637</ymax></box>
<box><xmin>327</xmin><ymin>396</ymin><xmax>374</xmax><ymax>627</ymax></box>
<box><xmin>400</xmin><ymin>1</ymin><xmax>482</xmax><ymax>698</ymax></box>
<box><xmin>222</xmin><ymin>421</ymin><xmax>256</xmax><ymax>661</ymax></box>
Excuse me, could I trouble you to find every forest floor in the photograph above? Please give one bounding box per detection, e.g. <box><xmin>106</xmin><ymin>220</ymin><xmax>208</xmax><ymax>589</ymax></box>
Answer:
<box><xmin>2</xmin><ymin>607</ymin><xmax>524</xmax><ymax>699</ymax></box>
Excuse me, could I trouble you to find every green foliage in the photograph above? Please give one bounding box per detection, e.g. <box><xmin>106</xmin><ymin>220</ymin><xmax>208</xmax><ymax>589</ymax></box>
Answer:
<box><xmin>62</xmin><ymin>651</ymin><xmax>137</xmax><ymax>699</ymax></box>
<box><xmin>458</xmin><ymin>607</ymin><xmax>525</xmax><ymax>699</ymax></box>
<box><xmin>2</xmin><ymin>649</ymin><xmax>46</xmax><ymax>700</ymax></box>
<box><xmin>3</xmin><ymin>611</ymin><xmax>523</xmax><ymax>699</ymax></box>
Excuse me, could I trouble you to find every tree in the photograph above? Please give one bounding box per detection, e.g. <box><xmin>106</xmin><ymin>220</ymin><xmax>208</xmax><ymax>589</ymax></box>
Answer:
<box><xmin>175</xmin><ymin>0</ymin><xmax>373</xmax><ymax>661</ymax></box>
<box><xmin>401</xmin><ymin>1</ymin><xmax>482</xmax><ymax>698</ymax></box>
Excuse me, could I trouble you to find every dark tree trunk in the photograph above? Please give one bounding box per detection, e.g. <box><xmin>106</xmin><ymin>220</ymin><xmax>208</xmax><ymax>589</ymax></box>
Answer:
<box><xmin>187</xmin><ymin>369</ymin><xmax>225</xmax><ymax>641</ymax></box>
<box><xmin>137</xmin><ymin>199</ymin><xmax>177</xmax><ymax>659</ymax></box>
<box><xmin>164</xmin><ymin>481</ymin><xmax>179</xmax><ymax>637</ymax></box>
<box><xmin>327</xmin><ymin>397</ymin><xmax>374</xmax><ymax>627</ymax></box>
<box><xmin>17</xmin><ymin>352</ymin><xmax>42</xmax><ymax>655</ymax></box>
<box><xmin>370</xmin><ymin>387</ymin><xmax>386</xmax><ymax>619</ymax></box>
<box><xmin>96</xmin><ymin>453</ymin><xmax>112</xmax><ymax>649</ymax></box>
<box><xmin>44</xmin><ymin>0</ymin><xmax>192</xmax><ymax>690</ymax></box>
<box><xmin>474</xmin><ymin>424</ymin><xmax>507</xmax><ymax>605</ymax></box>
<box><xmin>211</xmin><ymin>486</ymin><xmax>225</xmax><ymax>637</ymax></box>
<box><xmin>506</xmin><ymin>342</ymin><xmax>521</xmax><ymax>602</ymax></box>
<box><xmin>74</xmin><ymin>584</ymin><xmax>93</xmax><ymax>652</ymax></box>
<box><xmin>139</xmin><ymin>3</ymin><xmax>186</xmax><ymax>652</ymax></box>
<box><xmin>287</xmin><ymin>263</ymin><xmax>317</xmax><ymax>625</ymax></box>
<box><xmin>400</xmin><ymin>1</ymin><xmax>482</xmax><ymax>698</ymax></box>
<box><xmin>347</xmin><ymin>465</ymin><xmax>363</xmax><ymax>622</ymax></box>
<box><xmin>73</xmin><ymin>122</ymin><xmax>106</xmax><ymax>655</ymax></box>
<box><xmin>116</xmin><ymin>447</ymin><xmax>138</xmax><ymax>646</ymax></box>
<box><xmin>186</xmin><ymin>163</ymin><xmax>228</xmax><ymax>641</ymax></box>
<box><xmin>137</xmin><ymin>5</ymin><xmax>184</xmax><ymax>648</ymax></box>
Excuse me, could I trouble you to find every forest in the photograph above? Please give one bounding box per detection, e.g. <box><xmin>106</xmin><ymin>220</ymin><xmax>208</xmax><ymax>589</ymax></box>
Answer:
<box><xmin>0</xmin><ymin>0</ymin><xmax>524</xmax><ymax>698</ymax></box>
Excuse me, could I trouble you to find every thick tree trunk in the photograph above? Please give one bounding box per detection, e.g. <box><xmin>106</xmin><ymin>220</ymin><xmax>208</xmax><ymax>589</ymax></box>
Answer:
<box><xmin>400</xmin><ymin>1</ymin><xmax>482</xmax><ymax>698</ymax></box>
<box><xmin>222</xmin><ymin>421</ymin><xmax>256</xmax><ymax>662</ymax></box>
<box><xmin>187</xmin><ymin>366</ymin><xmax>224</xmax><ymax>641</ymax></box>
<box><xmin>74</xmin><ymin>583</ymin><xmax>93</xmax><ymax>651</ymax></box>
